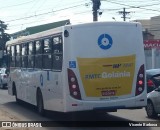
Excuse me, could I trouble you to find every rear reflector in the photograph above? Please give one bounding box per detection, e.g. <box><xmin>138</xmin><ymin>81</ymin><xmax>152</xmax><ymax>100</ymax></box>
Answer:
<box><xmin>68</xmin><ymin>69</ymin><xmax>82</xmax><ymax>100</ymax></box>
<box><xmin>135</xmin><ymin>64</ymin><xmax>145</xmax><ymax>96</ymax></box>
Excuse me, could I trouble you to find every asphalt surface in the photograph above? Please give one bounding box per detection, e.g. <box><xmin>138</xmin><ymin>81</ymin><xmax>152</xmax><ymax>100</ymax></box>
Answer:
<box><xmin>0</xmin><ymin>89</ymin><xmax>159</xmax><ymax>130</ymax></box>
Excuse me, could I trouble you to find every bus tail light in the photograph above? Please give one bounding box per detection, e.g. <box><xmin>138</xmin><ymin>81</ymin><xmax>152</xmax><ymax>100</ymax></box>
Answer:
<box><xmin>135</xmin><ymin>64</ymin><xmax>145</xmax><ymax>96</ymax></box>
<box><xmin>67</xmin><ymin>69</ymin><xmax>82</xmax><ymax>100</ymax></box>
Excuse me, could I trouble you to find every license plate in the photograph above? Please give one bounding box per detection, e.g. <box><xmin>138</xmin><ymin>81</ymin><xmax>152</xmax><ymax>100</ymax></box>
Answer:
<box><xmin>101</xmin><ymin>90</ymin><xmax>116</xmax><ymax>96</ymax></box>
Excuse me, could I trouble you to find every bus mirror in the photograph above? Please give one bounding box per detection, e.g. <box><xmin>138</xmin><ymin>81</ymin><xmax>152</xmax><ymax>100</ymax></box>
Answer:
<box><xmin>64</xmin><ymin>30</ymin><xmax>69</xmax><ymax>37</ymax></box>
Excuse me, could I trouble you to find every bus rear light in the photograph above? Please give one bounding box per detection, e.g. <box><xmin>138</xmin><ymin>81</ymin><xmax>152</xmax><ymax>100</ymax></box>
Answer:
<box><xmin>138</xmin><ymin>87</ymin><xmax>143</xmax><ymax>92</ymax></box>
<box><xmin>139</xmin><ymin>74</ymin><xmax>144</xmax><ymax>78</ymax></box>
<box><xmin>135</xmin><ymin>64</ymin><xmax>145</xmax><ymax>96</ymax></box>
<box><xmin>68</xmin><ymin>69</ymin><xmax>82</xmax><ymax>100</ymax></box>
<box><xmin>71</xmin><ymin>77</ymin><xmax>76</xmax><ymax>82</ymax></box>
<box><xmin>73</xmin><ymin>91</ymin><xmax>78</xmax><ymax>96</ymax></box>
<box><xmin>72</xmin><ymin>85</ymin><xmax>77</xmax><ymax>89</ymax></box>
<box><xmin>138</xmin><ymin>80</ymin><xmax>143</xmax><ymax>85</ymax></box>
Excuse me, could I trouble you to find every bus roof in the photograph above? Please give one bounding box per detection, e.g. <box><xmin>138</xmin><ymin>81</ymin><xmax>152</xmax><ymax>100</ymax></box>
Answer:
<box><xmin>6</xmin><ymin>21</ymin><xmax>140</xmax><ymax>46</ymax></box>
<box><xmin>6</xmin><ymin>26</ymin><xmax>63</xmax><ymax>46</ymax></box>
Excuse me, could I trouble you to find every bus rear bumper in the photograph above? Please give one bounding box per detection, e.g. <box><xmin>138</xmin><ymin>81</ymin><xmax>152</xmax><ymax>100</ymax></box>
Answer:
<box><xmin>64</xmin><ymin>95</ymin><xmax>147</xmax><ymax>112</ymax></box>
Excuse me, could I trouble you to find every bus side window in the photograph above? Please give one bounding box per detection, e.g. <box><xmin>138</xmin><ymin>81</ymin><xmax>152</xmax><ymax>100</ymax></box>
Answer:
<box><xmin>7</xmin><ymin>46</ymin><xmax>11</xmax><ymax>55</ymax></box>
<box><xmin>7</xmin><ymin>46</ymin><xmax>11</xmax><ymax>68</ymax></box>
<box><xmin>35</xmin><ymin>40</ymin><xmax>43</xmax><ymax>69</ymax></box>
<box><xmin>52</xmin><ymin>36</ymin><xmax>63</xmax><ymax>71</ymax></box>
<box><xmin>22</xmin><ymin>43</ymin><xmax>28</xmax><ymax>68</ymax></box>
<box><xmin>43</xmin><ymin>38</ymin><xmax>52</xmax><ymax>69</ymax></box>
<box><xmin>11</xmin><ymin>46</ymin><xmax>15</xmax><ymax>67</ymax></box>
<box><xmin>15</xmin><ymin>44</ymin><xmax>21</xmax><ymax>67</ymax></box>
<box><xmin>53</xmin><ymin>36</ymin><xmax>62</xmax><ymax>53</ymax></box>
<box><xmin>28</xmin><ymin>42</ymin><xmax>35</xmax><ymax>68</ymax></box>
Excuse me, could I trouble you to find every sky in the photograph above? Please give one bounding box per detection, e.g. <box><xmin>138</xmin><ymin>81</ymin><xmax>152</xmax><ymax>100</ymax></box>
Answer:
<box><xmin>1</xmin><ymin>0</ymin><xmax>160</xmax><ymax>34</ymax></box>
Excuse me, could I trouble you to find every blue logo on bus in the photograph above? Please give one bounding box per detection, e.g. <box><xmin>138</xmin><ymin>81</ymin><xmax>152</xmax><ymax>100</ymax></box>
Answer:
<box><xmin>98</xmin><ymin>34</ymin><xmax>113</xmax><ymax>50</ymax></box>
<box><xmin>69</xmin><ymin>61</ymin><xmax>76</xmax><ymax>68</ymax></box>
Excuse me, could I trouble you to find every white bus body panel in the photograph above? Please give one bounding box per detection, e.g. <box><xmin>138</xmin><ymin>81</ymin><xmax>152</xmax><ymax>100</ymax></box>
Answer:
<box><xmin>7</xmin><ymin>22</ymin><xmax>146</xmax><ymax>113</ymax></box>
<box><xmin>63</xmin><ymin>22</ymin><xmax>146</xmax><ymax>112</ymax></box>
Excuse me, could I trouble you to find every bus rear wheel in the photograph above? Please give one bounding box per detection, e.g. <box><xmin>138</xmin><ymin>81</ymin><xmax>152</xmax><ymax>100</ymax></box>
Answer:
<box><xmin>37</xmin><ymin>90</ymin><xmax>45</xmax><ymax>116</ymax></box>
<box><xmin>13</xmin><ymin>85</ymin><xmax>20</xmax><ymax>103</ymax></box>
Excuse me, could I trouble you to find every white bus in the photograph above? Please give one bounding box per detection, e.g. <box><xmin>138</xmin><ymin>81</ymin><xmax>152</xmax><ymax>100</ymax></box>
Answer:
<box><xmin>6</xmin><ymin>22</ymin><xmax>146</xmax><ymax>115</ymax></box>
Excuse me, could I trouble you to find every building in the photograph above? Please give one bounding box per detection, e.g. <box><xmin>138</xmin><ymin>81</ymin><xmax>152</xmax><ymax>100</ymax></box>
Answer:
<box><xmin>150</xmin><ymin>16</ymin><xmax>160</xmax><ymax>39</ymax></box>
<box><xmin>136</xmin><ymin>16</ymin><xmax>160</xmax><ymax>39</ymax></box>
<box><xmin>10</xmin><ymin>19</ymin><xmax>70</xmax><ymax>39</ymax></box>
<box><xmin>136</xmin><ymin>16</ymin><xmax>160</xmax><ymax>69</ymax></box>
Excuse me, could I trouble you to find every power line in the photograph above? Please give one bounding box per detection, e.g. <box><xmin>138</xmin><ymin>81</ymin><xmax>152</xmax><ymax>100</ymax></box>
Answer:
<box><xmin>0</xmin><ymin>0</ymin><xmax>37</xmax><ymax>10</ymax></box>
<box><xmin>6</xmin><ymin>3</ymin><xmax>85</xmax><ymax>23</ymax></box>
<box><xmin>9</xmin><ymin>12</ymin><xmax>91</xmax><ymax>28</ymax></box>
<box><xmin>6</xmin><ymin>0</ymin><xmax>160</xmax><ymax>32</ymax></box>
<box><xmin>138</xmin><ymin>2</ymin><xmax>160</xmax><ymax>7</ymax></box>
<box><xmin>6</xmin><ymin>0</ymin><xmax>160</xmax><ymax>24</ymax></box>
<box><xmin>24</xmin><ymin>0</ymin><xmax>40</xmax><ymax>16</ymax></box>
<box><xmin>8</xmin><ymin>7</ymin><xmax>124</xmax><ymax>28</ymax></box>
<box><xmin>104</xmin><ymin>0</ymin><xmax>160</xmax><ymax>13</ymax></box>
<box><xmin>1</xmin><ymin>0</ymin><xmax>85</xmax><ymax>19</ymax></box>
<box><xmin>8</xmin><ymin>6</ymin><xmax>123</xmax><ymax>26</ymax></box>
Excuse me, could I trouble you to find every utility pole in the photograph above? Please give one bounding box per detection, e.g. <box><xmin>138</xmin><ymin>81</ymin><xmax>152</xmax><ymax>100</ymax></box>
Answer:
<box><xmin>92</xmin><ymin>0</ymin><xmax>101</xmax><ymax>21</ymax></box>
<box><xmin>119</xmin><ymin>8</ymin><xmax>130</xmax><ymax>21</ymax></box>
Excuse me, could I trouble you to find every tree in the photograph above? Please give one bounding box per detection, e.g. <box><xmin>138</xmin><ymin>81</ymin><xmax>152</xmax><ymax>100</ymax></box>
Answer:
<box><xmin>0</xmin><ymin>20</ymin><xmax>10</xmax><ymax>67</ymax></box>
<box><xmin>0</xmin><ymin>20</ymin><xmax>10</xmax><ymax>50</ymax></box>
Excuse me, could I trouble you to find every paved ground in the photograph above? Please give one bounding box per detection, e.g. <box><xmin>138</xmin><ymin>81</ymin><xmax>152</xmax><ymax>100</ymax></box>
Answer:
<box><xmin>0</xmin><ymin>89</ymin><xmax>159</xmax><ymax>130</ymax></box>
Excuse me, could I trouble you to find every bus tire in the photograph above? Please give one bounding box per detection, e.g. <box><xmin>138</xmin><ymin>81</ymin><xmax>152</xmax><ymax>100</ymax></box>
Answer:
<box><xmin>0</xmin><ymin>80</ymin><xmax>4</xmax><ymax>89</ymax></box>
<box><xmin>37</xmin><ymin>89</ymin><xmax>45</xmax><ymax>116</ymax></box>
<box><xmin>12</xmin><ymin>83</ymin><xmax>20</xmax><ymax>103</ymax></box>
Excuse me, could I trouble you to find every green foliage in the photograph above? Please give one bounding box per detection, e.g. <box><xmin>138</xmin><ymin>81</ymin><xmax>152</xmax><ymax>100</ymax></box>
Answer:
<box><xmin>0</xmin><ymin>20</ymin><xmax>10</xmax><ymax>50</ymax></box>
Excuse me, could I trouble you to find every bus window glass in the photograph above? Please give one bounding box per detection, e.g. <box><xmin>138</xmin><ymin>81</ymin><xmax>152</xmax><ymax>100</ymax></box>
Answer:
<box><xmin>11</xmin><ymin>46</ymin><xmax>15</xmax><ymax>56</ymax></box>
<box><xmin>16</xmin><ymin>45</ymin><xmax>21</xmax><ymax>56</ymax></box>
<box><xmin>35</xmin><ymin>41</ymin><xmax>42</xmax><ymax>69</ymax></box>
<box><xmin>44</xmin><ymin>39</ymin><xmax>51</xmax><ymax>54</ymax></box>
<box><xmin>10</xmin><ymin>46</ymin><xmax>15</xmax><ymax>67</ymax></box>
<box><xmin>43</xmin><ymin>38</ymin><xmax>52</xmax><ymax>69</ymax></box>
<box><xmin>53</xmin><ymin>36</ymin><xmax>62</xmax><ymax>53</ymax></box>
<box><xmin>36</xmin><ymin>41</ymin><xmax>42</xmax><ymax>54</ymax></box>
<box><xmin>29</xmin><ymin>42</ymin><xmax>34</xmax><ymax>55</ymax></box>
<box><xmin>22</xmin><ymin>43</ymin><xmax>28</xmax><ymax>56</ymax></box>
<box><xmin>28</xmin><ymin>42</ymin><xmax>34</xmax><ymax>68</ymax></box>
<box><xmin>6</xmin><ymin>46</ymin><xmax>11</xmax><ymax>67</ymax></box>
<box><xmin>16</xmin><ymin>45</ymin><xmax>21</xmax><ymax>67</ymax></box>
<box><xmin>53</xmin><ymin>37</ymin><xmax>59</xmax><ymax>44</ymax></box>
<box><xmin>22</xmin><ymin>43</ymin><xmax>28</xmax><ymax>68</ymax></box>
<box><xmin>7</xmin><ymin>46</ymin><xmax>10</xmax><ymax>55</ymax></box>
<box><xmin>52</xmin><ymin>36</ymin><xmax>63</xmax><ymax>71</ymax></box>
